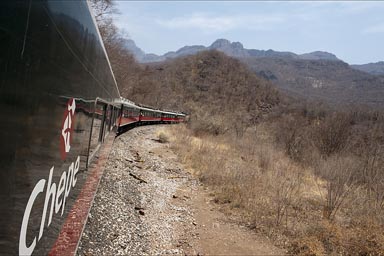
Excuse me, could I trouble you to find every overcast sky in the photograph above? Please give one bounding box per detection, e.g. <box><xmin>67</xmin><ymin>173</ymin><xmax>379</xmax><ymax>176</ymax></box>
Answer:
<box><xmin>113</xmin><ymin>1</ymin><xmax>384</xmax><ymax>64</ymax></box>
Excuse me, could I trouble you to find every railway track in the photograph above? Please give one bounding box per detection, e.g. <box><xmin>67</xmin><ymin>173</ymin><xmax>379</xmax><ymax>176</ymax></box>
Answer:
<box><xmin>77</xmin><ymin>126</ymin><xmax>285</xmax><ymax>255</ymax></box>
<box><xmin>78</xmin><ymin>126</ymin><xmax>198</xmax><ymax>255</ymax></box>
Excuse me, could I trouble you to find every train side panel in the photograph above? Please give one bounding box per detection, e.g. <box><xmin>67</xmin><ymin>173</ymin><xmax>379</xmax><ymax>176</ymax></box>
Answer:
<box><xmin>0</xmin><ymin>1</ymin><xmax>119</xmax><ymax>255</ymax></box>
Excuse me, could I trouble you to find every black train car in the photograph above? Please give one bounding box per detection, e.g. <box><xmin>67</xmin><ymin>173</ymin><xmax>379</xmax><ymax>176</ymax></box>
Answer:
<box><xmin>0</xmin><ymin>1</ymin><xmax>120</xmax><ymax>255</ymax></box>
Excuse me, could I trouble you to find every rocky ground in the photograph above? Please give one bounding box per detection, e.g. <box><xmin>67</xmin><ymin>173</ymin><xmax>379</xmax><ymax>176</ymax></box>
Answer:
<box><xmin>77</xmin><ymin>125</ymin><xmax>284</xmax><ymax>255</ymax></box>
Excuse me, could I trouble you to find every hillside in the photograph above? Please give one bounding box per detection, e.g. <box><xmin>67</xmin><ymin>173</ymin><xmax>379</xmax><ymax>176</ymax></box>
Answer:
<box><xmin>123</xmin><ymin>38</ymin><xmax>384</xmax><ymax>107</ymax></box>
<box><xmin>352</xmin><ymin>61</ymin><xmax>384</xmax><ymax>75</ymax></box>
<box><xmin>243</xmin><ymin>57</ymin><xmax>384</xmax><ymax>107</ymax></box>
<box><xmin>120</xmin><ymin>50</ymin><xmax>281</xmax><ymax>135</ymax></box>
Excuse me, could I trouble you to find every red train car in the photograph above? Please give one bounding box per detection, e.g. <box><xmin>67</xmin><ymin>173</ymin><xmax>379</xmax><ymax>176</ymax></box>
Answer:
<box><xmin>117</xmin><ymin>98</ymin><xmax>186</xmax><ymax>134</ymax></box>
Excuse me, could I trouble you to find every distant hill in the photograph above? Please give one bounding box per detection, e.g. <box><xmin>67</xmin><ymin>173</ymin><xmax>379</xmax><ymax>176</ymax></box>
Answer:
<box><xmin>121</xmin><ymin>39</ymin><xmax>166</xmax><ymax>63</ymax></box>
<box><xmin>351</xmin><ymin>61</ymin><xmax>384</xmax><ymax>75</ymax></box>
<box><xmin>299</xmin><ymin>51</ymin><xmax>339</xmax><ymax>61</ymax></box>
<box><xmin>122</xmin><ymin>38</ymin><xmax>384</xmax><ymax>107</ymax></box>
<box><xmin>164</xmin><ymin>45</ymin><xmax>206</xmax><ymax>59</ymax></box>
<box><xmin>120</xmin><ymin>51</ymin><xmax>281</xmax><ymax>134</ymax></box>
<box><xmin>243</xmin><ymin>57</ymin><xmax>384</xmax><ymax>107</ymax></box>
<box><xmin>123</xmin><ymin>38</ymin><xmax>341</xmax><ymax>63</ymax></box>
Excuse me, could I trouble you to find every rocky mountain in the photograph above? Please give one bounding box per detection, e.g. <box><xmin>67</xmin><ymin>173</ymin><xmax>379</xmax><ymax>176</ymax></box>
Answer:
<box><xmin>123</xmin><ymin>38</ymin><xmax>341</xmax><ymax>63</ymax></box>
<box><xmin>299</xmin><ymin>51</ymin><xmax>339</xmax><ymax>61</ymax></box>
<box><xmin>121</xmin><ymin>39</ymin><xmax>165</xmax><ymax>63</ymax></box>
<box><xmin>164</xmin><ymin>45</ymin><xmax>206</xmax><ymax>59</ymax></box>
<box><xmin>351</xmin><ymin>61</ymin><xmax>384</xmax><ymax>75</ymax></box>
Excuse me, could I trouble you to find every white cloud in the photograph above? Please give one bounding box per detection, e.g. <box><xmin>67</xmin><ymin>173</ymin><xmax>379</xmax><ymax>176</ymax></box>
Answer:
<box><xmin>337</xmin><ymin>1</ymin><xmax>384</xmax><ymax>15</ymax></box>
<box><xmin>363</xmin><ymin>23</ymin><xmax>384</xmax><ymax>34</ymax></box>
<box><xmin>156</xmin><ymin>13</ymin><xmax>235</xmax><ymax>32</ymax></box>
<box><xmin>156</xmin><ymin>13</ymin><xmax>285</xmax><ymax>33</ymax></box>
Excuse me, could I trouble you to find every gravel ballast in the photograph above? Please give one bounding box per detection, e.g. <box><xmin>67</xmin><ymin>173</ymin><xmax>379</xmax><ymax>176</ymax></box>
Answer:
<box><xmin>77</xmin><ymin>126</ymin><xmax>198</xmax><ymax>255</ymax></box>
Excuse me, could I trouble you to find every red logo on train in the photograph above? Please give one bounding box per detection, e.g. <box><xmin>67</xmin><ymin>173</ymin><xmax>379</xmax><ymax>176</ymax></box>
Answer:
<box><xmin>60</xmin><ymin>98</ymin><xmax>76</xmax><ymax>160</ymax></box>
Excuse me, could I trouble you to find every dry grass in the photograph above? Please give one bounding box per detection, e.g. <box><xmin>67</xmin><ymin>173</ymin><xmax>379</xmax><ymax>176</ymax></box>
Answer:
<box><xmin>169</xmin><ymin>124</ymin><xmax>384</xmax><ymax>255</ymax></box>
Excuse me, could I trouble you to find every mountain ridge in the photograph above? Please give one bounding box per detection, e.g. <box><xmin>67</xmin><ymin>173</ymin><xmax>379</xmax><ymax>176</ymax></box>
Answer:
<box><xmin>121</xmin><ymin>38</ymin><xmax>384</xmax><ymax>107</ymax></box>
<box><xmin>124</xmin><ymin>38</ymin><xmax>341</xmax><ymax>63</ymax></box>
<box><xmin>243</xmin><ymin>56</ymin><xmax>384</xmax><ymax>107</ymax></box>
<box><xmin>351</xmin><ymin>61</ymin><xmax>384</xmax><ymax>75</ymax></box>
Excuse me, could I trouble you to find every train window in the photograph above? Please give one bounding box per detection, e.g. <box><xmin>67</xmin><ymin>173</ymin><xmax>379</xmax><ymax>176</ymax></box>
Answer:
<box><xmin>110</xmin><ymin>107</ymin><xmax>116</xmax><ymax>131</ymax></box>
<box><xmin>110</xmin><ymin>106</ymin><xmax>114</xmax><ymax>130</ymax></box>
<box><xmin>104</xmin><ymin>105</ymin><xmax>113</xmax><ymax>138</ymax></box>
<box><xmin>109</xmin><ymin>106</ymin><xmax>114</xmax><ymax>131</ymax></box>
<box><xmin>99</xmin><ymin>104</ymin><xmax>107</xmax><ymax>142</ymax></box>
<box><xmin>88</xmin><ymin>102</ymin><xmax>105</xmax><ymax>162</ymax></box>
<box><xmin>105</xmin><ymin>105</ymin><xmax>112</xmax><ymax>134</ymax></box>
<box><xmin>113</xmin><ymin>107</ymin><xmax>120</xmax><ymax>128</ymax></box>
<box><xmin>110</xmin><ymin>107</ymin><xmax>115</xmax><ymax>130</ymax></box>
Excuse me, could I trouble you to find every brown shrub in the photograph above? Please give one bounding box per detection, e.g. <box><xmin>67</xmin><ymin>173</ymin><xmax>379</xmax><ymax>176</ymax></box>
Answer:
<box><xmin>157</xmin><ymin>132</ymin><xmax>169</xmax><ymax>143</ymax></box>
<box><xmin>273</xmin><ymin>114</ymin><xmax>314</xmax><ymax>164</ymax></box>
<box><xmin>341</xmin><ymin>223</ymin><xmax>384</xmax><ymax>255</ymax></box>
<box><xmin>289</xmin><ymin>236</ymin><xmax>325</xmax><ymax>256</ymax></box>
<box><xmin>312</xmin><ymin>112</ymin><xmax>352</xmax><ymax>157</ymax></box>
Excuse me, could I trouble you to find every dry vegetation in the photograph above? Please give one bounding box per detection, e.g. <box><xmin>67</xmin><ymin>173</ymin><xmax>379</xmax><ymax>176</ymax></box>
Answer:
<box><xmin>168</xmin><ymin>109</ymin><xmax>384</xmax><ymax>255</ymax></box>
<box><xmin>92</xmin><ymin>1</ymin><xmax>384</xmax><ymax>254</ymax></box>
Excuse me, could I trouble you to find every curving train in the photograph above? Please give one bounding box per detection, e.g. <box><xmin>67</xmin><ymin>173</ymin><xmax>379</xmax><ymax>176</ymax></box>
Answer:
<box><xmin>117</xmin><ymin>97</ymin><xmax>186</xmax><ymax>134</ymax></box>
<box><xmin>0</xmin><ymin>1</ymin><xmax>185</xmax><ymax>255</ymax></box>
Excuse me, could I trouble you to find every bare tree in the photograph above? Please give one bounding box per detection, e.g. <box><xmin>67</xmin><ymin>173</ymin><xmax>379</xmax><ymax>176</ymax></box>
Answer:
<box><xmin>360</xmin><ymin>123</ymin><xmax>384</xmax><ymax>213</ymax></box>
<box><xmin>317</xmin><ymin>155</ymin><xmax>359</xmax><ymax>220</ymax></box>
<box><xmin>89</xmin><ymin>0</ymin><xmax>116</xmax><ymax>23</ymax></box>
<box><xmin>273</xmin><ymin>167</ymin><xmax>303</xmax><ymax>227</ymax></box>
<box><xmin>313</xmin><ymin>112</ymin><xmax>352</xmax><ymax>157</ymax></box>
